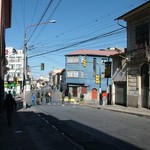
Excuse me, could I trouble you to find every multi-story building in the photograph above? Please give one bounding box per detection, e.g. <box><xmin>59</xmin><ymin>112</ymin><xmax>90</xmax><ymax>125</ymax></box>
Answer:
<box><xmin>49</xmin><ymin>68</ymin><xmax>63</xmax><ymax>90</ymax></box>
<box><xmin>117</xmin><ymin>1</ymin><xmax>150</xmax><ymax>108</ymax></box>
<box><xmin>65</xmin><ymin>49</ymin><xmax>118</xmax><ymax>102</ymax></box>
<box><xmin>4</xmin><ymin>47</ymin><xmax>24</xmax><ymax>93</ymax></box>
<box><xmin>0</xmin><ymin>0</ymin><xmax>12</xmax><ymax>113</ymax></box>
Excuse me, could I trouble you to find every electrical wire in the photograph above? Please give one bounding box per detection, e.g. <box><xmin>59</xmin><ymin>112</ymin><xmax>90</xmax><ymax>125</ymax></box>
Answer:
<box><xmin>32</xmin><ymin>0</ymin><xmax>62</xmax><ymax>43</ymax></box>
<box><xmin>28</xmin><ymin>27</ymin><xmax>125</xmax><ymax>58</ymax></box>
<box><xmin>27</xmin><ymin>0</ymin><xmax>54</xmax><ymax>43</ymax></box>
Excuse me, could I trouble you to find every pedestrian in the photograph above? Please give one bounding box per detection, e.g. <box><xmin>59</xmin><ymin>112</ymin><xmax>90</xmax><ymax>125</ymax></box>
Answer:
<box><xmin>4</xmin><ymin>91</ymin><xmax>7</xmax><ymax>100</ymax></box>
<box><xmin>99</xmin><ymin>93</ymin><xmax>103</xmax><ymax>105</ymax></box>
<box><xmin>80</xmin><ymin>93</ymin><xmax>84</xmax><ymax>102</ymax></box>
<box><xmin>48</xmin><ymin>91</ymin><xmax>52</xmax><ymax>102</ymax></box>
<box><xmin>36</xmin><ymin>91</ymin><xmax>41</xmax><ymax>105</ymax></box>
<box><xmin>3</xmin><ymin>91</ymin><xmax>17</xmax><ymax>126</ymax></box>
<box><xmin>68</xmin><ymin>91</ymin><xmax>71</xmax><ymax>101</ymax></box>
<box><xmin>12</xmin><ymin>89</ymin><xmax>16</xmax><ymax>99</ymax></box>
<box><xmin>102</xmin><ymin>92</ymin><xmax>107</xmax><ymax>105</ymax></box>
<box><xmin>31</xmin><ymin>92</ymin><xmax>36</xmax><ymax>106</ymax></box>
<box><xmin>41</xmin><ymin>91</ymin><xmax>44</xmax><ymax>102</ymax></box>
<box><xmin>45</xmin><ymin>91</ymin><xmax>49</xmax><ymax>103</ymax></box>
<box><xmin>62</xmin><ymin>91</ymin><xmax>65</xmax><ymax>104</ymax></box>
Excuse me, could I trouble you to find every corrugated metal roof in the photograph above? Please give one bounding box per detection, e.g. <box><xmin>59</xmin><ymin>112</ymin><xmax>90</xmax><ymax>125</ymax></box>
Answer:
<box><xmin>66</xmin><ymin>49</ymin><xmax>119</xmax><ymax>57</ymax></box>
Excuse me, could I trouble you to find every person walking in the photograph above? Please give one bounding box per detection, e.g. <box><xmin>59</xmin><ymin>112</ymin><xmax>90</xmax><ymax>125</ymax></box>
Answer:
<box><xmin>36</xmin><ymin>91</ymin><xmax>41</xmax><ymax>105</ymax></box>
<box><xmin>12</xmin><ymin>89</ymin><xmax>16</xmax><ymax>99</ymax></box>
<box><xmin>80</xmin><ymin>93</ymin><xmax>84</xmax><ymax>102</ymax></box>
<box><xmin>62</xmin><ymin>91</ymin><xmax>65</xmax><ymax>104</ymax></box>
<box><xmin>41</xmin><ymin>91</ymin><xmax>44</xmax><ymax>102</ymax></box>
<box><xmin>31</xmin><ymin>93</ymin><xmax>36</xmax><ymax>106</ymax></box>
<box><xmin>3</xmin><ymin>91</ymin><xmax>17</xmax><ymax>126</ymax></box>
<box><xmin>68</xmin><ymin>91</ymin><xmax>71</xmax><ymax>102</ymax></box>
<box><xmin>48</xmin><ymin>91</ymin><xmax>52</xmax><ymax>102</ymax></box>
<box><xmin>45</xmin><ymin>91</ymin><xmax>49</xmax><ymax>103</ymax></box>
<box><xmin>102</xmin><ymin>92</ymin><xmax>107</xmax><ymax>105</ymax></box>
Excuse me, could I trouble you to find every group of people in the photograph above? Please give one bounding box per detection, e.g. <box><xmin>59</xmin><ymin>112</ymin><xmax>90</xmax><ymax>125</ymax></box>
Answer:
<box><xmin>31</xmin><ymin>90</ymin><xmax>52</xmax><ymax>105</ymax></box>
<box><xmin>2</xmin><ymin>90</ymin><xmax>53</xmax><ymax>126</ymax></box>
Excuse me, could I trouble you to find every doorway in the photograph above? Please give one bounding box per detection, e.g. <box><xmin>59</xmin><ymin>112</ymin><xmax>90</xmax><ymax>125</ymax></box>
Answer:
<box><xmin>141</xmin><ymin>63</ymin><xmax>149</xmax><ymax>108</ymax></box>
<box><xmin>92</xmin><ymin>88</ymin><xmax>97</xmax><ymax>100</ymax></box>
<box><xmin>72</xmin><ymin>87</ymin><xmax>77</xmax><ymax>97</ymax></box>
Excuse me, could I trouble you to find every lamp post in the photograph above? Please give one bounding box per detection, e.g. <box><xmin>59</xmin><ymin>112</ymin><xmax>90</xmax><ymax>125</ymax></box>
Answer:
<box><xmin>23</xmin><ymin>20</ymin><xmax>56</xmax><ymax>109</ymax></box>
<box><xmin>96</xmin><ymin>62</ymin><xmax>102</xmax><ymax>105</ymax></box>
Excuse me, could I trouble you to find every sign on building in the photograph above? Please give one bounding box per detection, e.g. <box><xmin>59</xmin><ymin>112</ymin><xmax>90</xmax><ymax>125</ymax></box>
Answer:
<box><xmin>105</xmin><ymin>62</ymin><xmax>111</xmax><ymax>78</ymax></box>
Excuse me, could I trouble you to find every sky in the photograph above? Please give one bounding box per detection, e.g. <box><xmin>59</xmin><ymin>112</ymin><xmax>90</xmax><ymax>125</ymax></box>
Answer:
<box><xmin>5</xmin><ymin>0</ymin><xmax>148</xmax><ymax>78</ymax></box>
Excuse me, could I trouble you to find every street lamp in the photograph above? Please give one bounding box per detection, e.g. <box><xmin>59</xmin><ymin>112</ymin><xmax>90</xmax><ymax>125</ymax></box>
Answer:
<box><xmin>96</xmin><ymin>62</ymin><xmax>102</xmax><ymax>105</ymax></box>
<box><xmin>23</xmin><ymin>20</ymin><xmax>56</xmax><ymax>109</ymax></box>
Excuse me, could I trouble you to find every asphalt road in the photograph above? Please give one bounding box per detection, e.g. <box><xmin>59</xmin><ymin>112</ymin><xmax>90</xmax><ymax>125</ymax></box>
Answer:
<box><xmin>27</xmin><ymin>89</ymin><xmax>150</xmax><ymax>150</ymax></box>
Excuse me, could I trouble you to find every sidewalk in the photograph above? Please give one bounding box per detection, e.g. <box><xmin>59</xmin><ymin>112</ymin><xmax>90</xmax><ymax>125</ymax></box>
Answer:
<box><xmin>81</xmin><ymin>100</ymin><xmax>150</xmax><ymax>118</ymax></box>
<box><xmin>0</xmin><ymin>96</ymin><xmax>79</xmax><ymax>150</ymax></box>
<box><xmin>56</xmin><ymin>90</ymin><xmax>150</xmax><ymax>118</ymax></box>
<box><xmin>0</xmin><ymin>100</ymin><xmax>36</xmax><ymax>150</ymax></box>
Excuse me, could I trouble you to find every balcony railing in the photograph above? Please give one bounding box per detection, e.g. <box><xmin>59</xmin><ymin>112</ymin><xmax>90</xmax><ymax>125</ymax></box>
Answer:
<box><xmin>127</xmin><ymin>46</ymin><xmax>150</xmax><ymax>62</ymax></box>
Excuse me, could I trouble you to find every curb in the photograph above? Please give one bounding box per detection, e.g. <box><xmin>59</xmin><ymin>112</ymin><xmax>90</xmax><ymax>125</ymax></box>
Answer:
<box><xmin>80</xmin><ymin>103</ymin><xmax>150</xmax><ymax>118</ymax></box>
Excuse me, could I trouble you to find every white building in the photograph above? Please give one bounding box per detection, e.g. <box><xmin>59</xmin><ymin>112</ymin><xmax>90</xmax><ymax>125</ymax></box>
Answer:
<box><xmin>4</xmin><ymin>47</ymin><xmax>24</xmax><ymax>93</ymax></box>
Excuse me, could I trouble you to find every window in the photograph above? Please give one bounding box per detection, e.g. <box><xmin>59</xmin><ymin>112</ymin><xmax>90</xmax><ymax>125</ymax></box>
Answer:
<box><xmin>93</xmin><ymin>58</ymin><xmax>96</xmax><ymax>76</ymax></box>
<box><xmin>80</xmin><ymin>71</ymin><xmax>84</xmax><ymax>78</ymax></box>
<box><xmin>10</xmin><ymin>64</ymin><xmax>14</xmax><ymax>69</ymax></box>
<box><xmin>136</xmin><ymin>23</ymin><xmax>149</xmax><ymax>47</ymax></box>
<box><xmin>9</xmin><ymin>73</ymin><xmax>13</xmax><ymax>78</ymax></box>
<box><xmin>16</xmin><ymin>64</ymin><xmax>22</xmax><ymax>69</ymax></box>
<box><xmin>17</xmin><ymin>72</ymin><xmax>20</xmax><ymax>77</ymax></box>
<box><xmin>17</xmin><ymin>57</ymin><xmax>22</xmax><ymax>62</ymax></box>
<box><xmin>67</xmin><ymin>70</ymin><xmax>79</xmax><ymax>78</ymax></box>
<box><xmin>67</xmin><ymin>56</ymin><xmax>79</xmax><ymax>63</ymax></box>
<box><xmin>101</xmin><ymin>58</ymin><xmax>107</xmax><ymax>64</ymax></box>
<box><xmin>10</xmin><ymin>57</ymin><xmax>15</xmax><ymax>62</ymax></box>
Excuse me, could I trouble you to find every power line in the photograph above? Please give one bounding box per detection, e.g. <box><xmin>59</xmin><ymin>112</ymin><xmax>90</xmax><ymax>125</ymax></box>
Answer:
<box><xmin>28</xmin><ymin>27</ymin><xmax>125</xmax><ymax>58</ymax></box>
<box><xmin>32</xmin><ymin>0</ymin><xmax>62</xmax><ymax>43</ymax></box>
<box><xmin>27</xmin><ymin>0</ymin><xmax>54</xmax><ymax>43</ymax></box>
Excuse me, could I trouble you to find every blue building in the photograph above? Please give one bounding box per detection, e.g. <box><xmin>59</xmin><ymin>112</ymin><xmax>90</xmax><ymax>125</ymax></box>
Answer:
<box><xmin>65</xmin><ymin>49</ymin><xmax>118</xmax><ymax>102</ymax></box>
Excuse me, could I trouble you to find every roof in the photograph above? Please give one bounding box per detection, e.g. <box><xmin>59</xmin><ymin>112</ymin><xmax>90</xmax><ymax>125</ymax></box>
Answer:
<box><xmin>116</xmin><ymin>1</ymin><xmax>150</xmax><ymax>21</ymax></box>
<box><xmin>66</xmin><ymin>49</ymin><xmax>120</xmax><ymax>57</ymax></box>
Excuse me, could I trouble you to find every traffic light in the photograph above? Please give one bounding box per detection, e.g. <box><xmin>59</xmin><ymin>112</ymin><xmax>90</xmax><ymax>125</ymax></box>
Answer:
<box><xmin>95</xmin><ymin>74</ymin><xmax>100</xmax><ymax>84</ymax></box>
<box><xmin>41</xmin><ymin>63</ymin><xmax>44</xmax><ymax>70</ymax></box>
<box><xmin>83</xmin><ymin>59</ymin><xmax>86</xmax><ymax>67</ymax></box>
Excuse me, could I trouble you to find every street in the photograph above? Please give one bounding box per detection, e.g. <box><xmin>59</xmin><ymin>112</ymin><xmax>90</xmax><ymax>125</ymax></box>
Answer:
<box><xmin>25</xmin><ymin>89</ymin><xmax>150</xmax><ymax>150</ymax></box>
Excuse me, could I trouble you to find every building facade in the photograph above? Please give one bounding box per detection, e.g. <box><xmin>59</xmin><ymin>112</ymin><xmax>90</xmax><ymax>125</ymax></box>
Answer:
<box><xmin>65</xmin><ymin>49</ymin><xmax>118</xmax><ymax>102</ymax></box>
<box><xmin>4</xmin><ymin>47</ymin><xmax>24</xmax><ymax>93</ymax></box>
<box><xmin>0</xmin><ymin>0</ymin><xmax>11</xmax><ymax>113</ymax></box>
<box><xmin>117</xmin><ymin>1</ymin><xmax>150</xmax><ymax>108</ymax></box>
<box><xmin>111</xmin><ymin>49</ymin><xmax>127</xmax><ymax>106</ymax></box>
<box><xmin>49</xmin><ymin>68</ymin><xmax>63</xmax><ymax>90</ymax></box>
<box><xmin>60</xmin><ymin>69</ymin><xmax>67</xmax><ymax>92</ymax></box>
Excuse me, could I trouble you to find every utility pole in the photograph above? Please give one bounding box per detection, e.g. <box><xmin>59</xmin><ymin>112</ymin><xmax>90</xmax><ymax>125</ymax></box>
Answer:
<box><xmin>23</xmin><ymin>31</ymin><xmax>27</xmax><ymax>109</ymax></box>
<box><xmin>23</xmin><ymin>20</ymin><xmax>56</xmax><ymax>109</ymax></box>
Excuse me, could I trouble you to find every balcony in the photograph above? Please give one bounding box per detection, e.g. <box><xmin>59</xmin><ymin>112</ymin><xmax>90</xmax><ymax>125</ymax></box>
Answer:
<box><xmin>127</xmin><ymin>46</ymin><xmax>150</xmax><ymax>62</ymax></box>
